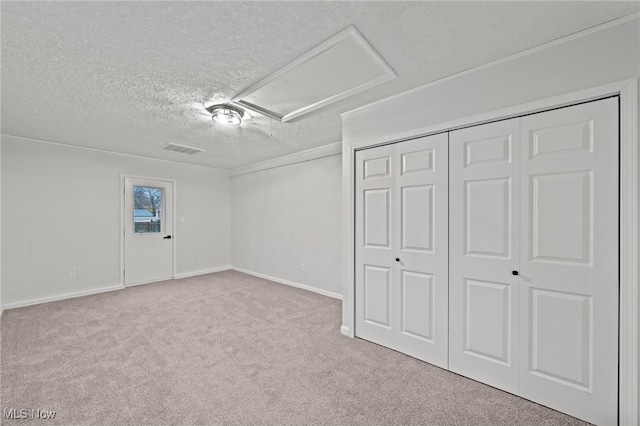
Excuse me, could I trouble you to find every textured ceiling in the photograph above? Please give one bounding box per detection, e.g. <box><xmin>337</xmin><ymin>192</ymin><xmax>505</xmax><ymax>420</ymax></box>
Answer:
<box><xmin>2</xmin><ymin>1</ymin><xmax>638</xmax><ymax>169</ymax></box>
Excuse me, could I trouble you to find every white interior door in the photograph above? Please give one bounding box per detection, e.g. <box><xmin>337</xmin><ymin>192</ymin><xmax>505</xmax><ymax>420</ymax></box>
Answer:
<box><xmin>124</xmin><ymin>177</ymin><xmax>174</xmax><ymax>286</ymax></box>
<box><xmin>355</xmin><ymin>144</ymin><xmax>396</xmax><ymax>349</ymax></box>
<box><xmin>394</xmin><ymin>135</ymin><xmax>449</xmax><ymax>367</ymax></box>
<box><xmin>518</xmin><ymin>98</ymin><xmax>618</xmax><ymax>425</ymax></box>
<box><xmin>449</xmin><ymin>98</ymin><xmax>618</xmax><ymax>425</ymax></box>
<box><xmin>449</xmin><ymin>118</ymin><xmax>521</xmax><ymax>393</ymax></box>
<box><xmin>355</xmin><ymin>133</ymin><xmax>448</xmax><ymax>368</ymax></box>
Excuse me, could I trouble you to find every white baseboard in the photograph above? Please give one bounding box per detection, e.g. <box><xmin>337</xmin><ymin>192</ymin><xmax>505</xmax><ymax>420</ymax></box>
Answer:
<box><xmin>1</xmin><ymin>284</ymin><xmax>125</xmax><ymax>311</ymax></box>
<box><xmin>340</xmin><ymin>325</ymin><xmax>350</xmax><ymax>336</ymax></box>
<box><xmin>1</xmin><ymin>266</ymin><xmax>339</xmax><ymax>311</ymax></box>
<box><xmin>232</xmin><ymin>267</ymin><xmax>343</xmax><ymax>300</ymax></box>
<box><xmin>1</xmin><ymin>267</ymin><xmax>232</xmax><ymax>311</ymax></box>
<box><xmin>173</xmin><ymin>266</ymin><xmax>232</xmax><ymax>280</ymax></box>
<box><xmin>124</xmin><ymin>277</ymin><xmax>173</xmax><ymax>288</ymax></box>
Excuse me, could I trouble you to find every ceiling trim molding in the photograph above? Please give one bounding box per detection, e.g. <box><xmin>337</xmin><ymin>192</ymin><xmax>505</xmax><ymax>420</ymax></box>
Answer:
<box><xmin>229</xmin><ymin>142</ymin><xmax>341</xmax><ymax>177</ymax></box>
<box><xmin>342</xmin><ymin>12</ymin><xmax>640</xmax><ymax>118</ymax></box>
<box><xmin>0</xmin><ymin>134</ymin><xmax>230</xmax><ymax>173</ymax></box>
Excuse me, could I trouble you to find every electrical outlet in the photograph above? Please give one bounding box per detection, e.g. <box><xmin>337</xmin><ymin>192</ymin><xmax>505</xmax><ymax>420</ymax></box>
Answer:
<box><xmin>301</xmin><ymin>263</ymin><xmax>306</xmax><ymax>271</ymax></box>
<box><xmin>198</xmin><ymin>254</ymin><xmax>203</xmax><ymax>260</ymax></box>
<box><xmin>68</xmin><ymin>268</ymin><xmax>76</xmax><ymax>277</ymax></box>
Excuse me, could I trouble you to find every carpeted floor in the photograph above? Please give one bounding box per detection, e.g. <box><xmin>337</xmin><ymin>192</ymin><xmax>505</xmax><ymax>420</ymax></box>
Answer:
<box><xmin>1</xmin><ymin>270</ymin><xmax>588</xmax><ymax>425</ymax></box>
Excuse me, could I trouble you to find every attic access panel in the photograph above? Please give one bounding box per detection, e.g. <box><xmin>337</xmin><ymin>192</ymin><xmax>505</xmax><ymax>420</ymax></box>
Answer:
<box><xmin>232</xmin><ymin>26</ymin><xmax>396</xmax><ymax>122</ymax></box>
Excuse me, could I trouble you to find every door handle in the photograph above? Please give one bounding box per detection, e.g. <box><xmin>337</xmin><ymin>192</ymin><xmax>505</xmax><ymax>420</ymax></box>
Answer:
<box><xmin>163</xmin><ymin>235</ymin><xmax>172</xmax><ymax>239</ymax></box>
<box><xmin>512</xmin><ymin>270</ymin><xmax>519</xmax><ymax>276</ymax></box>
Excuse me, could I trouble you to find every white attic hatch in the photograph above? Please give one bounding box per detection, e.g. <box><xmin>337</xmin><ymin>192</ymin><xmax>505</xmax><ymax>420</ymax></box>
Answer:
<box><xmin>232</xmin><ymin>26</ymin><xmax>397</xmax><ymax>122</ymax></box>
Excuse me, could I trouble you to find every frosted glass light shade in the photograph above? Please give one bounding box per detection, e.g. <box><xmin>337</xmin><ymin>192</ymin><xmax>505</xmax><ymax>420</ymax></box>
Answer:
<box><xmin>206</xmin><ymin>104</ymin><xmax>244</xmax><ymax>126</ymax></box>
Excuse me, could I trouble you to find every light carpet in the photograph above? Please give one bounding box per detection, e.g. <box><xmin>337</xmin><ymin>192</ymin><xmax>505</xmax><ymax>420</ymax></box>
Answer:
<box><xmin>1</xmin><ymin>270</ymin><xmax>588</xmax><ymax>425</ymax></box>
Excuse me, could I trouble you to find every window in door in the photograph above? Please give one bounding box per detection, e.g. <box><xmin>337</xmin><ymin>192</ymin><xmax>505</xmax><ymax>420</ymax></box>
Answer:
<box><xmin>133</xmin><ymin>186</ymin><xmax>163</xmax><ymax>234</ymax></box>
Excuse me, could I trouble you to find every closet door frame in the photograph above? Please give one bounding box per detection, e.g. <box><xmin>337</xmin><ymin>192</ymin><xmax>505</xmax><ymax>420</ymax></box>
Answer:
<box><xmin>342</xmin><ymin>78</ymin><xmax>638</xmax><ymax>425</ymax></box>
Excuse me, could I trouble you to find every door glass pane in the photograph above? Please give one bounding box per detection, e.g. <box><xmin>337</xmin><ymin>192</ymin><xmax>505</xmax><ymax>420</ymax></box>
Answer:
<box><xmin>133</xmin><ymin>186</ymin><xmax>162</xmax><ymax>233</ymax></box>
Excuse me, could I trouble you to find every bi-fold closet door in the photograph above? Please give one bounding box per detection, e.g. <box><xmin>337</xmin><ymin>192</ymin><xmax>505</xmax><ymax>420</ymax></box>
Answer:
<box><xmin>355</xmin><ymin>133</ymin><xmax>449</xmax><ymax>368</ymax></box>
<box><xmin>355</xmin><ymin>97</ymin><xmax>619</xmax><ymax>425</ymax></box>
<box><xmin>449</xmin><ymin>98</ymin><xmax>619</xmax><ymax>425</ymax></box>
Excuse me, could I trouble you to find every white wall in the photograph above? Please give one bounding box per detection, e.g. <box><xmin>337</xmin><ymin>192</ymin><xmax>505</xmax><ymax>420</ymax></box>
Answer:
<box><xmin>1</xmin><ymin>135</ymin><xmax>343</xmax><ymax>308</ymax></box>
<box><xmin>343</xmin><ymin>17</ymin><xmax>640</xmax><ymax>145</ymax></box>
<box><xmin>231</xmin><ymin>154</ymin><xmax>342</xmax><ymax>298</ymax></box>
<box><xmin>0</xmin><ymin>138</ymin><xmax>2</xmax><ymax>316</ymax></box>
<box><xmin>1</xmin><ymin>136</ymin><xmax>231</xmax><ymax>307</ymax></box>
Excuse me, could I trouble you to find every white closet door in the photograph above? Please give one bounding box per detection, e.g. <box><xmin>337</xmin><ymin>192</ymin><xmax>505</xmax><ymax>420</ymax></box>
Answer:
<box><xmin>394</xmin><ymin>134</ymin><xmax>449</xmax><ymax>367</ymax></box>
<box><xmin>355</xmin><ymin>144</ymin><xmax>396</xmax><ymax>349</ymax></box>
<box><xmin>449</xmin><ymin>119</ymin><xmax>521</xmax><ymax>393</ymax></box>
<box><xmin>355</xmin><ymin>133</ymin><xmax>448</xmax><ymax>368</ymax></box>
<box><xmin>519</xmin><ymin>98</ymin><xmax>618</xmax><ymax>425</ymax></box>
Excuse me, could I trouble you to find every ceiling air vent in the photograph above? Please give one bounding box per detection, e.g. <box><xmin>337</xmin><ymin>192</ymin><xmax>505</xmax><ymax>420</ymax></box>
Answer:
<box><xmin>162</xmin><ymin>143</ymin><xmax>205</xmax><ymax>155</ymax></box>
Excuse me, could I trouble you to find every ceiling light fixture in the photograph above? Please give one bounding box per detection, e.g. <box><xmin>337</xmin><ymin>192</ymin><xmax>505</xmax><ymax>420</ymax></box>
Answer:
<box><xmin>205</xmin><ymin>104</ymin><xmax>244</xmax><ymax>126</ymax></box>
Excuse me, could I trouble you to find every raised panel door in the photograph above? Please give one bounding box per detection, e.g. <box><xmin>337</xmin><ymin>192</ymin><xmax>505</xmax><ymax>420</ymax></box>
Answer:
<box><xmin>519</xmin><ymin>98</ymin><xmax>618</xmax><ymax>425</ymax></box>
<box><xmin>394</xmin><ymin>134</ymin><xmax>448</xmax><ymax>368</ymax></box>
<box><xmin>355</xmin><ymin>133</ymin><xmax>448</xmax><ymax>368</ymax></box>
<box><xmin>449</xmin><ymin>118</ymin><xmax>520</xmax><ymax>394</ymax></box>
<box><xmin>355</xmin><ymin>145</ymin><xmax>395</xmax><ymax>348</ymax></box>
